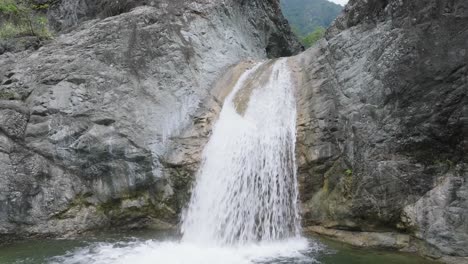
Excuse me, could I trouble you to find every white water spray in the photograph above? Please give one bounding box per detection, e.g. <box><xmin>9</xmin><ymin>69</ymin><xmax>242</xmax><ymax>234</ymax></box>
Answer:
<box><xmin>51</xmin><ymin>59</ymin><xmax>314</xmax><ymax>264</ymax></box>
<box><xmin>182</xmin><ymin>58</ymin><xmax>301</xmax><ymax>245</ymax></box>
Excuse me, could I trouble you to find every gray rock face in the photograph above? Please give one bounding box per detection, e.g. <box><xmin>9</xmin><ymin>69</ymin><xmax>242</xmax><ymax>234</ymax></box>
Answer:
<box><xmin>0</xmin><ymin>0</ymin><xmax>466</xmax><ymax>262</ymax></box>
<box><xmin>46</xmin><ymin>0</ymin><xmax>301</xmax><ymax>58</ymax></box>
<box><xmin>0</xmin><ymin>0</ymin><xmax>300</xmax><ymax>242</ymax></box>
<box><xmin>294</xmin><ymin>0</ymin><xmax>467</xmax><ymax>260</ymax></box>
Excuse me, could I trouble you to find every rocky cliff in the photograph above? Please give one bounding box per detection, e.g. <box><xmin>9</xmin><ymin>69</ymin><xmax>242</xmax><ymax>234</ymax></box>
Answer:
<box><xmin>0</xmin><ymin>0</ymin><xmax>467</xmax><ymax>263</ymax></box>
<box><xmin>294</xmin><ymin>0</ymin><xmax>467</xmax><ymax>262</ymax></box>
<box><xmin>0</xmin><ymin>0</ymin><xmax>301</xmax><ymax>243</ymax></box>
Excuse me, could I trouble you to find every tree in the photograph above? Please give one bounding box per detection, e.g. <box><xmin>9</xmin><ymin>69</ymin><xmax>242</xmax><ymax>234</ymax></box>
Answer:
<box><xmin>301</xmin><ymin>27</ymin><xmax>325</xmax><ymax>48</ymax></box>
<box><xmin>0</xmin><ymin>0</ymin><xmax>51</xmax><ymax>39</ymax></box>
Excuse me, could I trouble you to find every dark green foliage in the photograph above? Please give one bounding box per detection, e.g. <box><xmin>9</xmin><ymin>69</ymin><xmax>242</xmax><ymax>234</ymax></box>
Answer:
<box><xmin>0</xmin><ymin>0</ymin><xmax>52</xmax><ymax>40</ymax></box>
<box><xmin>344</xmin><ymin>168</ymin><xmax>353</xmax><ymax>176</ymax></box>
<box><xmin>301</xmin><ymin>26</ymin><xmax>325</xmax><ymax>48</ymax></box>
<box><xmin>0</xmin><ymin>1</ymin><xmax>19</xmax><ymax>13</ymax></box>
<box><xmin>0</xmin><ymin>90</ymin><xmax>16</xmax><ymax>100</ymax></box>
<box><xmin>280</xmin><ymin>0</ymin><xmax>342</xmax><ymax>47</ymax></box>
<box><xmin>280</xmin><ymin>0</ymin><xmax>342</xmax><ymax>36</ymax></box>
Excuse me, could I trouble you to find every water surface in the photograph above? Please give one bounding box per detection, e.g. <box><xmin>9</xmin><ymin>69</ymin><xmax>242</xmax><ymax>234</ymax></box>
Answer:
<box><xmin>0</xmin><ymin>232</ymin><xmax>439</xmax><ymax>264</ymax></box>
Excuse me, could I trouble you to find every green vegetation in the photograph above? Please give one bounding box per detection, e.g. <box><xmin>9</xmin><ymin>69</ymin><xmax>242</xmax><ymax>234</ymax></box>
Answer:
<box><xmin>0</xmin><ymin>0</ymin><xmax>52</xmax><ymax>40</ymax></box>
<box><xmin>280</xmin><ymin>0</ymin><xmax>342</xmax><ymax>48</ymax></box>
<box><xmin>53</xmin><ymin>193</ymin><xmax>93</xmax><ymax>220</ymax></box>
<box><xmin>0</xmin><ymin>90</ymin><xmax>15</xmax><ymax>99</ymax></box>
<box><xmin>301</xmin><ymin>26</ymin><xmax>326</xmax><ymax>48</ymax></box>
<box><xmin>343</xmin><ymin>168</ymin><xmax>353</xmax><ymax>198</ymax></box>
<box><xmin>344</xmin><ymin>168</ymin><xmax>353</xmax><ymax>176</ymax></box>
<box><xmin>434</xmin><ymin>159</ymin><xmax>455</xmax><ymax>170</ymax></box>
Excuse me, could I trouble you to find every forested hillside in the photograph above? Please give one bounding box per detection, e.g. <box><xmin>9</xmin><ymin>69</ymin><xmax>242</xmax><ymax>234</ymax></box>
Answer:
<box><xmin>280</xmin><ymin>0</ymin><xmax>342</xmax><ymax>47</ymax></box>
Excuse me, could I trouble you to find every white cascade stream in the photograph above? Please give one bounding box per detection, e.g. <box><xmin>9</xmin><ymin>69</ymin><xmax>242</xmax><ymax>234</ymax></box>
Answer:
<box><xmin>182</xmin><ymin>59</ymin><xmax>301</xmax><ymax>245</ymax></box>
<box><xmin>51</xmin><ymin>59</ymin><xmax>316</xmax><ymax>264</ymax></box>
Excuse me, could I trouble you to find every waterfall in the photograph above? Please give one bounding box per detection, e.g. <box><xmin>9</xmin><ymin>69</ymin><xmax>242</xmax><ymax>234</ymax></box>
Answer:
<box><xmin>182</xmin><ymin>58</ymin><xmax>301</xmax><ymax>245</ymax></box>
<box><xmin>51</xmin><ymin>59</ymin><xmax>313</xmax><ymax>264</ymax></box>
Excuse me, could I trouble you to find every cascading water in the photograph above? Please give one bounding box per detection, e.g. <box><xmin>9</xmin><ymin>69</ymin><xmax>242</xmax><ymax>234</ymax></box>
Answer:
<box><xmin>50</xmin><ymin>59</ymin><xmax>316</xmax><ymax>264</ymax></box>
<box><xmin>182</xmin><ymin>59</ymin><xmax>301</xmax><ymax>245</ymax></box>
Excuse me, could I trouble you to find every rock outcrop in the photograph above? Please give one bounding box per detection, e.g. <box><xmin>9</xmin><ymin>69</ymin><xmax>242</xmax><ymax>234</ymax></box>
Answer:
<box><xmin>1</xmin><ymin>0</ymin><xmax>467</xmax><ymax>262</ymax></box>
<box><xmin>294</xmin><ymin>0</ymin><xmax>467</xmax><ymax>261</ymax></box>
<box><xmin>0</xmin><ymin>0</ymin><xmax>301</xmax><ymax>243</ymax></box>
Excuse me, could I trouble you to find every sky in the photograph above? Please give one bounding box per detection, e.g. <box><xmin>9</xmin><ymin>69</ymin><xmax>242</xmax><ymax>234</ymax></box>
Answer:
<box><xmin>328</xmin><ymin>0</ymin><xmax>348</xmax><ymax>6</ymax></box>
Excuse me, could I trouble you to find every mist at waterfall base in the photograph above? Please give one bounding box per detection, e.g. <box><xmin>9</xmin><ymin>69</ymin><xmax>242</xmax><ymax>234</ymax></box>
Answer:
<box><xmin>48</xmin><ymin>59</ymin><xmax>316</xmax><ymax>264</ymax></box>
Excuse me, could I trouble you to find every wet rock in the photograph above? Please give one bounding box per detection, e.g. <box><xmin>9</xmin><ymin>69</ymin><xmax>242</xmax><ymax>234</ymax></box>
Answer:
<box><xmin>0</xmin><ymin>0</ymin><xmax>300</xmax><ymax>242</ymax></box>
<box><xmin>294</xmin><ymin>0</ymin><xmax>468</xmax><ymax>261</ymax></box>
<box><xmin>402</xmin><ymin>173</ymin><xmax>468</xmax><ymax>256</ymax></box>
<box><xmin>0</xmin><ymin>101</ymin><xmax>29</xmax><ymax>139</ymax></box>
<box><xmin>306</xmin><ymin>226</ymin><xmax>411</xmax><ymax>250</ymax></box>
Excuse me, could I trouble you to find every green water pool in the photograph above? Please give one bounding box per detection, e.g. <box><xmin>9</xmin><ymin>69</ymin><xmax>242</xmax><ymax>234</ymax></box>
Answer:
<box><xmin>0</xmin><ymin>231</ymin><xmax>440</xmax><ymax>264</ymax></box>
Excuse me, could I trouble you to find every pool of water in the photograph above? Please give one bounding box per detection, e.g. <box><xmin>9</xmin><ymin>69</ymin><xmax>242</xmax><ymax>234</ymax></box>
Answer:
<box><xmin>0</xmin><ymin>231</ymin><xmax>439</xmax><ymax>264</ymax></box>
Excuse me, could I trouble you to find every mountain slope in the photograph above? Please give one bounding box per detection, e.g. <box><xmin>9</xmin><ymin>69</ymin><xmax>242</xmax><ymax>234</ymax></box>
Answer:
<box><xmin>280</xmin><ymin>0</ymin><xmax>343</xmax><ymax>36</ymax></box>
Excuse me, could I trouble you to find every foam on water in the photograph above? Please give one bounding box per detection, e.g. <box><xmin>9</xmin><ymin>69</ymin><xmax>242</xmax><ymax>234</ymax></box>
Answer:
<box><xmin>50</xmin><ymin>238</ymin><xmax>317</xmax><ymax>264</ymax></box>
<box><xmin>50</xmin><ymin>59</ymin><xmax>310</xmax><ymax>264</ymax></box>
